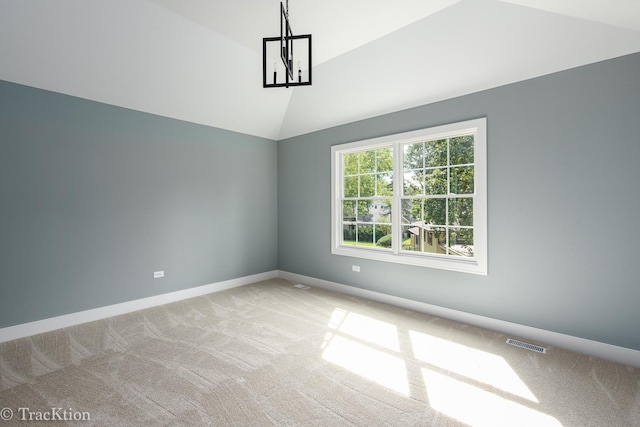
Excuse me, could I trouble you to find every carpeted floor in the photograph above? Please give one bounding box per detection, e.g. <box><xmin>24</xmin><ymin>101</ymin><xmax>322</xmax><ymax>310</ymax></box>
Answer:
<box><xmin>0</xmin><ymin>278</ymin><xmax>638</xmax><ymax>426</ymax></box>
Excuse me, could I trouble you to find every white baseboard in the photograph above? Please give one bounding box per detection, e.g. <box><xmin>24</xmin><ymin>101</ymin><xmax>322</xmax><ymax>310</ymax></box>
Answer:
<box><xmin>0</xmin><ymin>270</ymin><xmax>278</xmax><ymax>343</ymax></box>
<box><xmin>4</xmin><ymin>269</ymin><xmax>638</xmax><ymax>368</ymax></box>
<box><xmin>277</xmin><ymin>270</ymin><xmax>640</xmax><ymax>368</ymax></box>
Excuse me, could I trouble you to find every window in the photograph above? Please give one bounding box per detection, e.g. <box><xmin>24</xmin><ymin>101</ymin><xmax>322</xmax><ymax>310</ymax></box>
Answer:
<box><xmin>331</xmin><ymin>118</ymin><xmax>487</xmax><ymax>274</ymax></box>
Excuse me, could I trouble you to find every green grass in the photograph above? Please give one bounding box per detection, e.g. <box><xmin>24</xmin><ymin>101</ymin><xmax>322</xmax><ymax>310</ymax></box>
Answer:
<box><xmin>342</xmin><ymin>240</ymin><xmax>377</xmax><ymax>247</ymax></box>
<box><xmin>344</xmin><ymin>239</ymin><xmax>415</xmax><ymax>249</ymax></box>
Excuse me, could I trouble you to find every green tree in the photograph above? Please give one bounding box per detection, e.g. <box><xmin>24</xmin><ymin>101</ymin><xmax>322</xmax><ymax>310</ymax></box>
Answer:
<box><xmin>402</xmin><ymin>136</ymin><xmax>475</xmax><ymax>251</ymax></box>
<box><xmin>343</xmin><ymin>148</ymin><xmax>393</xmax><ymax>198</ymax></box>
<box><xmin>342</xmin><ymin>147</ymin><xmax>393</xmax><ymax>246</ymax></box>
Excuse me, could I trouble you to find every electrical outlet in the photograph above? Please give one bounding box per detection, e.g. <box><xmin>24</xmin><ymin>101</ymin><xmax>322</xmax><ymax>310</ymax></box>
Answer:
<box><xmin>153</xmin><ymin>271</ymin><xmax>165</xmax><ymax>279</ymax></box>
<box><xmin>352</xmin><ymin>265</ymin><xmax>360</xmax><ymax>272</ymax></box>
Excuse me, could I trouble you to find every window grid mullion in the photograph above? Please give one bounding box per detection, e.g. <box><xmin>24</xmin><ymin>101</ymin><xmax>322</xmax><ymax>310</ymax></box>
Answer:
<box><xmin>445</xmin><ymin>137</ymin><xmax>450</xmax><ymax>255</ymax></box>
<box><xmin>392</xmin><ymin>143</ymin><xmax>402</xmax><ymax>254</ymax></box>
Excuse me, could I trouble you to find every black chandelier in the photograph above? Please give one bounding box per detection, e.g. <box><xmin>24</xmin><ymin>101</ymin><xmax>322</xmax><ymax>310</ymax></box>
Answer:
<box><xmin>262</xmin><ymin>0</ymin><xmax>312</xmax><ymax>88</ymax></box>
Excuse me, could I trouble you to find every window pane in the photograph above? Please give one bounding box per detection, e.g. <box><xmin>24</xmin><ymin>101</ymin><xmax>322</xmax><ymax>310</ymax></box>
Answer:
<box><xmin>356</xmin><ymin>225</ymin><xmax>374</xmax><ymax>245</ymax></box>
<box><xmin>375</xmin><ymin>224</ymin><xmax>392</xmax><ymax>248</ymax></box>
<box><xmin>374</xmin><ymin>199</ymin><xmax>392</xmax><ymax>223</ymax></box>
<box><xmin>376</xmin><ymin>172</ymin><xmax>393</xmax><ymax>196</ymax></box>
<box><xmin>404</xmin><ymin>142</ymin><xmax>424</xmax><ymax>170</ymax></box>
<box><xmin>424</xmin><ymin>168</ymin><xmax>447</xmax><ymax>195</ymax></box>
<box><xmin>425</xmin><ymin>139</ymin><xmax>447</xmax><ymax>167</ymax></box>
<box><xmin>360</xmin><ymin>151</ymin><xmax>376</xmax><ymax>173</ymax></box>
<box><xmin>357</xmin><ymin>200</ymin><xmax>373</xmax><ymax>222</ymax></box>
<box><xmin>359</xmin><ymin>174</ymin><xmax>375</xmax><ymax>197</ymax></box>
<box><xmin>344</xmin><ymin>153</ymin><xmax>359</xmax><ymax>174</ymax></box>
<box><xmin>450</xmin><ymin>135</ymin><xmax>474</xmax><ymax>165</ymax></box>
<box><xmin>425</xmin><ymin>198</ymin><xmax>446</xmax><ymax>225</ymax></box>
<box><xmin>450</xmin><ymin>166</ymin><xmax>474</xmax><ymax>194</ymax></box>
<box><xmin>344</xmin><ymin>176</ymin><xmax>358</xmax><ymax>197</ymax></box>
<box><xmin>448</xmin><ymin>228</ymin><xmax>474</xmax><ymax>257</ymax></box>
<box><xmin>401</xmin><ymin>225</ymin><xmax>446</xmax><ymax>254</ymax></box>
<box><xmin>343</xmin><ymin>224</ymin><xmax>356</xmax><ymax>244</ymax></box>
<box><xmin>402</xmin><ymin>225</ymin><xmax>423</xmax><ymax>252</ymax></box>
<box><xmin>404</xmin><ymin>171</ymin><xmax>422</xmax><ymax>196</ymax></box>
<box><xmin>401</xmin><ymin>198</ymin><xmax>423</xmax><ymax>224</ymax></box>
<box><xmin>342</xmin><ymin>200</ymin><xmax>356</xmax><ymax>221</ymax></box>
<box><xmin>376</xmin><ymin>148</ymin><xmax>393</xmax><ymax>172</ymax></box>
<box><xmin>424</xmin><ymin>227</ymin><xmax>446</xmax><ymax>254</ymax></box>
<box><xmin>448</xmin><ymin>197</ymin><xmax>473</xmax><ymax>226</ymax></box>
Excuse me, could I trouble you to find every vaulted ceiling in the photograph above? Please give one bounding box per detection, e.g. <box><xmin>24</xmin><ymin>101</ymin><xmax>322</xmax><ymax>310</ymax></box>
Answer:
<box><xmin>1</xmin><ymin>0</ymin><xmax>639</xmax><ymax>140</ymax></box>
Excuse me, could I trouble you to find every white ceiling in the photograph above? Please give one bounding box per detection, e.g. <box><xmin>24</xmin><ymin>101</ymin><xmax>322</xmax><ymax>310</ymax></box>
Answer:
<box><xmin>1</xmin><ymin>0</ymin><xmax>639</xmax><ymax>140</ymax></box>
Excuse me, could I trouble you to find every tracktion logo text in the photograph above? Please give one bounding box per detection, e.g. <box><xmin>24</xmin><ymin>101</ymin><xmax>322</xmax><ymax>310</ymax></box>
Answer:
<box><xmin>1</xmin><ymin>407</ymin><xmax>91</xmax><ymax>421</ymax></box>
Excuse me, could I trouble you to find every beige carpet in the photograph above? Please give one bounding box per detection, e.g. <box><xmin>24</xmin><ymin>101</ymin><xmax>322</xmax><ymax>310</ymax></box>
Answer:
<box><xmin>0</xmin><ymin>278</ymin><xmax>638</xmax><ymax>426</ymax></box>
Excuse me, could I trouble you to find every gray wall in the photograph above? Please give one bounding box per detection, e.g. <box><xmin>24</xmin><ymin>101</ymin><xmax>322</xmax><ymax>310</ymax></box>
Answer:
<box><xmin>0</xmin><ymin>81</ymin><xmax>278</xmax><ymax>328</ymax></box>
<box><xmin>278</xmin><ymin>52</ymin><xmax>640</xmax><ymax>351</ymax></box>
<box><xmin>2</xmin><ymin>53</ymin><xmax>639</xmax><ymax>352</ymax></box>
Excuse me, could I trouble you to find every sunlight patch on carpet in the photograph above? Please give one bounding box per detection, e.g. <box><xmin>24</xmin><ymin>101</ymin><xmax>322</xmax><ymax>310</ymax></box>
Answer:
<box><xmin>322</xmin><ymin>308</ymin><xmax>409</xmax><ymax>396</ymax></box>
<box><xmin>422</xmin><ymin>368</ymin><xmax>563</xmax><ymax>427</ymax></box>
<box><xmin>325</xmin><ymin>309</ymin><xmax>400</xmax><ymax>352</ymax></box>
<box><xmin>410</xmin><ymin>330</ymin><xmax>537</xmax><ymax>402</ymax></box>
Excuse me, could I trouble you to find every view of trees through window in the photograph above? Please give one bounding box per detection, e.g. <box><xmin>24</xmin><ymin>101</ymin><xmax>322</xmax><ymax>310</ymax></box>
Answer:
<box><xmin>341</xmin><ymin>134</ymin><xmax>475</xmax><ymax>257</ymax></box>
<box><xmin>402</xmin><ymin>135</ymin><xmax>475</xmax><ymax>257</ymax></box>
<box><xmin>333</xmin><ymin>118</ymin><xmax>486</xmax><ymax>274</ymax></box>
<box><xmin>342</xmin><ymin>147</ymin><xmax>393</xmax><ymax>248</ymax></box>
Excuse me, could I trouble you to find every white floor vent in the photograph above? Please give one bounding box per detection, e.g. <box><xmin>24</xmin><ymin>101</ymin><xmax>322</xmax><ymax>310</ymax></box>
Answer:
<box><xmin>506</xmin><ymin>338</ymin><xmax>546</xmax><ymax>354</ymax></box>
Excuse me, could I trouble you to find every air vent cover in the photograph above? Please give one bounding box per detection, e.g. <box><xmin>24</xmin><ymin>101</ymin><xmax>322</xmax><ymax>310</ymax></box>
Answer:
<box><xmin>506</xmin><ymin>338</ymin><xmax>546</xmax><ymax>354</ymax></box>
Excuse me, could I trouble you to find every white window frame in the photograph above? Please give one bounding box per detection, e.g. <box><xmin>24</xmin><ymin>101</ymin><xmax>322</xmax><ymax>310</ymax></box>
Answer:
<box><xmin>331</xmin><ymin>118</ymin><xmax>487</xmax><ymax>275</ymax></box>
